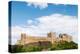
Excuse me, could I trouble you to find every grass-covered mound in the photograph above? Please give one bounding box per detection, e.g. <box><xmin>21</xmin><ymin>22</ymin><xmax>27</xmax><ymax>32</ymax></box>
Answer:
<box><xmin>9</xmin><ymin>41</ymin><xmax>78</xmax><ymax>53</ymax></box>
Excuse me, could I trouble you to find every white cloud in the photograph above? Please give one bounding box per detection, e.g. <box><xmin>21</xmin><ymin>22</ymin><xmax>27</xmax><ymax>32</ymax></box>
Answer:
<box><xmin>11</xmin><ymin>0</ymin><xmax>78</xmax><ymax>10</ymax></box>
<box><xmin>12</xmin><ymin>0</ymin><xmax>78</xmax><ymax>5</ymax></box>
<box><xmin>27</xmin><ymin>19</ymin><xmax>33</xmax><ymax>25</ymax></box>
<box><xmin>11</xmin><ymin>14</ymin><xmax>78</xmax><ymax>45</ymax></box>
<box><xmin>27</xmin><ymin>2</ymin><xmax>48</xmax><ymax>9</ymax></box>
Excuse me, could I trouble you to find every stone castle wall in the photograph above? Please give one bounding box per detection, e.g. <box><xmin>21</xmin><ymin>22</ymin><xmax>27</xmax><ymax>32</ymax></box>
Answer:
<box><xmin>16</xmin><ymin>32</ymin><xmax>72</xmax><ymax>45</ymax></box>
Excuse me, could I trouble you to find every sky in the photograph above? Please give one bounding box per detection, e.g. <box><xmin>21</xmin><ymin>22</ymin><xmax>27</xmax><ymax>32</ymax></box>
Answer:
<box><xmin>10</xmin><ymin>1</ymin><xmax>78</xmax><ymax>45</ymax></box>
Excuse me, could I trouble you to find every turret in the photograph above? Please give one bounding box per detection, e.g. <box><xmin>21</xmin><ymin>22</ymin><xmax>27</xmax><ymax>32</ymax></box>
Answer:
<box><xmin>21</xmin><ymin>33</ymin><xmax>26</xmax><ymax>40</ymax></box>
<box><xmin>47</xmin><ymin>32</ymin><xmax>57</xmax><ymax>44</ymax></box>
<box><xmin>20</xmin><ymin>33</ymin><xmax>27</xmax><ymax>45</ymax></box>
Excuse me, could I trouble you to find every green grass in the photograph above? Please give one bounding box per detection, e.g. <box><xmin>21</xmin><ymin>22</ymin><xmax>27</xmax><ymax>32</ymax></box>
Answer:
<box><xmin>9</xmin><ymin>41</ymin><xmax>78</xmax><ymax>53</ymax></box>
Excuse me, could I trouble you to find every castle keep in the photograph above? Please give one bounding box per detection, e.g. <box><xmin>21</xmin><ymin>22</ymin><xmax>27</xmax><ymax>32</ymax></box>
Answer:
<box><xmin>16</xmin><ymin>32</ymin><xmax>72</xmax><ymax>45</ymax></box>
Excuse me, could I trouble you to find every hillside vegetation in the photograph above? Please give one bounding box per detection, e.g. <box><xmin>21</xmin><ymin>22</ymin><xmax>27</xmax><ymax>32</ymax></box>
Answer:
<box><xmin>9</xmin><ymin>41</ymin><xmax>78</xmax><ymax>53</ymax></box>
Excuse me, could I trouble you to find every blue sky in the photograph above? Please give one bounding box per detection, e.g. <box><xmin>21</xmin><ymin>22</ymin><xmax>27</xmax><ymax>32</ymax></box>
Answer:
<box><xmin>10</xmin><ymin>1</ymin><xmax>78</xmax><ymax>45</ymax></box>
<box><xmin>11</xmin><ymin>1</ymin><xmax>78</xmax><ymax>26</ymax></box>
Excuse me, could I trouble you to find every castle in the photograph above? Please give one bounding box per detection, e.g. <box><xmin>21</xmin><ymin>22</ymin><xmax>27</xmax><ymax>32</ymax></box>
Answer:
<box><xmin>16</xmin><ymin>32</ymin><xmax>72</xmax><ymax>45</ymax></box>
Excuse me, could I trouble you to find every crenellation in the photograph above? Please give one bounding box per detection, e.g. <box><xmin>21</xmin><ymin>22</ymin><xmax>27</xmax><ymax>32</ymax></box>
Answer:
<box><xmin>16</xmin><ymin>32</ymin><xmax>73</xmax><ymax>45</ymax></box>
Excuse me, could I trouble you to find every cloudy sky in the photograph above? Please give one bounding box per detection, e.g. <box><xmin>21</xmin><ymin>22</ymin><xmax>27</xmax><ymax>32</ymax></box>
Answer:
<box><xmin>10</xmin><ymin>1</ymin><xmax>78</xmax><ymax>45</ymax></box>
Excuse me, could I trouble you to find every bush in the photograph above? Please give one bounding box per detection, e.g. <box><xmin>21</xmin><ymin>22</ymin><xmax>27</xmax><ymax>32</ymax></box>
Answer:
<box><xmin>50</xmin><ymin>41</ymin><xmax>78</xmax><ymax>50</ymax></box>
<box><xmin>9</xmin><ymin>41</ymin><xmax>78</xmax><ymax>53</ymax></box>
<box><xmin>22</xmin><ymin>45</ymin><xmax>42</xmax><ymax>52</ymax></box>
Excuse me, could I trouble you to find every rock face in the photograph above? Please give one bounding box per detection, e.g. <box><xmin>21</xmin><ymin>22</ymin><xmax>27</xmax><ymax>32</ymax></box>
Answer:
<box><xmin>16</xmin><ymin>32</ymin><xmax>72</xmax><ymax>45</ymax></box>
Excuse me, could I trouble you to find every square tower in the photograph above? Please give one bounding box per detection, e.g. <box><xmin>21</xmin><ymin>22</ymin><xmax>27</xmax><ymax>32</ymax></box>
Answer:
<box><xmin>47</xmin><ymin>32</ymin><xmax>57</xmax><ymax>44</ymax></box>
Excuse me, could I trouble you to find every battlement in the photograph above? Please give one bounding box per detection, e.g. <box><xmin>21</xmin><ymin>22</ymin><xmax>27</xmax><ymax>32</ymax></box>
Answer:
<box><xmin>16</xmin><ymin>32</ymin><xmax>72</xmax><ymax>45</ymax></box>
